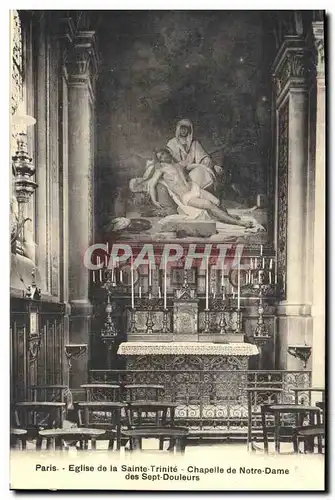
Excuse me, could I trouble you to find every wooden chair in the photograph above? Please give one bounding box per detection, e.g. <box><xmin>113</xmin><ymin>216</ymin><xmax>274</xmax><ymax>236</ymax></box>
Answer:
<box><xmin>261</xmin><ymin>404</ymin><xmax>322</xmax><ymax>454</ymax></box>
<box><xmin>122</xmin><ymin>427</ymin><xmax>189</xmax><ymax>454</ymax></box>
<box><xmin>14</xmin><ymin>402</ymin><xmax>66</xmax><ymax>450</ymax></box>
<box><xmin>246</xmin><ymin>387</ymin><xmax>283</xmax><ymax>451</ymax></box>
<box><xmin>39</xmin><ymin>428</ymin><xmax>106</xmax><ymax>450</ymax></box>
<box><xmin>10</xmin><ymin>428</ymin><xmax>27</xmax><ymax>450</ymax></box>
<box><xmin>30</xmin><ymin>385</ymin><xmax>68</xmax><ymax>403</ymax></box>
<box><xmin>125</xmin><ymin>401</ymin><xmax>181</xmax><ymax>451</ymax></box>
<box><xmin>123</xmin><ymin>384</ymin><xmax>165</xmax><ymax>403</ymax></box>
<box><xmin>81</xmin><ymin>384</ymin><xmax>121</xmax><ymax>402</ymax></box>
<box><xmin>294</xmin><ymin>426</ymin><xmax>325</xmax><ymax>454</ymax></box>
<box><xmin>77</xmin><ymin>402</ymin><xmax>126</xmax><ymax>450</ymax></box>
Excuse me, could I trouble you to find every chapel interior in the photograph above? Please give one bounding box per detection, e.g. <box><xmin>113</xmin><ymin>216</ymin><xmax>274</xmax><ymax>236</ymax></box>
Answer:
<box><xmin>10</xmin><ymin>10</ymin><xmax>325</xmax><ymax>453</ymax></box>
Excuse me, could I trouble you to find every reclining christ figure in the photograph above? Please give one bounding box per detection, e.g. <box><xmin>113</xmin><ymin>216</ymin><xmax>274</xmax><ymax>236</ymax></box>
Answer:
<box><xmin>144</xmin><ymin>149</ymin><xmax>253</xmax><ymax>228</ymax></box>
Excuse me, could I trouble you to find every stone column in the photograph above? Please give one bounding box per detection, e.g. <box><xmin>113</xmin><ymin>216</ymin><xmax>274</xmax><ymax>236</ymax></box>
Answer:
<box><xmin>66</xmin><ymin>32</ymin><xmax>98</xmax><ymax>392</ymax></box>
<box><xmin>273</xmin><ymin>37</ymin><xmax>312</xmax><ymax>370</ymax></box>
<box><xmin>311</xmin><ymin>22</ymin><xmax>325</xmax><ymax>388</ymax></box>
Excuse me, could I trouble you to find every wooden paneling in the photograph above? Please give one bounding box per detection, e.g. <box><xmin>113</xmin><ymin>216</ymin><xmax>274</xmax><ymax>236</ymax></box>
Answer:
<box><xmin>10</xmin><ymin>298</ymin><xmax>65</xmax><ymax>403</ymax></box>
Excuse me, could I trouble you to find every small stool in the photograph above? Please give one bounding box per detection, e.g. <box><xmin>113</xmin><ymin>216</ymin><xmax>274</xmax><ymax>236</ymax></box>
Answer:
<box><xmin>295</xmin><ymin>426</ymin><xmax>324</xmax><ymax>454</ymax></box>
<box><xmin>39</xmin><ymin>428</ymin><xmax>106</xmax><ymax>450</ymax></box>
<box><xmin>10</xmin><ymin>428</ymin><xmax>27</xmax><ymax>450</ymax></box>
<box><xmin>122</xmin><ymin>427</ymin><xmax>189</xmax><ymax>453</ymax></box>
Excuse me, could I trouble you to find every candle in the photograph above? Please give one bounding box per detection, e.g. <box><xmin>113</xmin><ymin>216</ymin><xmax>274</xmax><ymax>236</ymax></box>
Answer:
<box><xmin>205</xmin><ymin>256</ymin><xmax>209</xmax><ymax>309</ymax></box>
<box><xmin>258</xmin><ymin>270</ymin><xmax>261</xmax><ymax>283</ymax></box>
<box><xmin>158</xmin><ymin>287</ymin><xmax>161</xmax><ymax>298</ymax></box>
<box><xmin>148</xmin><ymin>261</ymin><xmax>152</xmax><ymax>286</ymax></box>
<box><xmin>98</xmin><ymin>257</ymin><xmax>102</xmax><ymax>281</ymax></box>
<box><xmin>262</xmin><ymin>257</ymin><xmax>265</xmax><ymax>269</ymax></box>
<box><xmin>232</xmin><ymin>291</ymin><xmax>236</xmax><ymax>299</ymax></box>
<box><xmin>222</xmin><ymin>286</ymin><xmax>225</xmax><ymax>300</ymax></box>
<box><xmin>119</xmin><ymin>269</ymin><xmax>123</xmax><ymax>281</ymax></box>
<box><xmin>221</xmin><ymin>262</ymin><xmax>224</xmax><ymax>286</ymax></box>
<box><xmin>164</xmin><ymin>258</ymin><xmax>167</xmax><ymax>309</ymax></box>
<box><xmin>92</xmin><ymin>270</ymin><xmax>95</xmax><ymax>283</ymax></box>
<box><xmin>269</xmin><ymin>271</ymin><xmax>272</xmax><ymax>285</ymax></box>
<box><xmin>139</xmin><ymin>286</ymin><xmax>142</xmax><ymax>298</ymax></box>
<box><xmin>260</xmin><ymin>245</ymin><xmax>263</xmax><ymax>256</ymax></box>
<box><xmin>106</xmin><ymin>242</ymin><xmax>109</xmax><ymax>266</ymax></box>
<box><xmin>111</xmin><ymin>257</ymin><xmax>115</xmax><ymax>282</ymax></box>
<box><xmin>269</xmin><ymin>258</ymin><xmax>273</xmax><ymax>270</ymax></box>
<box><xmin>237</xmin><ymin>260</ymin><xmax>241</xmax><ymax>310</ymax></box>
<box><xmin>255</xmin><ymin>258</ymin><xmax>258</xmax><ymax>268</ymax></box>
<box><xmin>131</xmin><ymin>260</ymin><xmax>134</xmax><ymax>309</ymax></box>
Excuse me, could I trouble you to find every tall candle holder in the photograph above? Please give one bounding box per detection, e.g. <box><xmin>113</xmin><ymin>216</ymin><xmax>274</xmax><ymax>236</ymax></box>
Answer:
<box><xmin>100</xmin><ymin>291</ymin><xmax>118</xmax><ymax>344</ymax></box>
<box><xmin>162</xmin><ymin>308</ymin><xmax>170</xmax><ymax>333</ymax></box>
<box><xmin>130</xmin><ymin>308</ymin><xmax>137</xmax><ymax>333</ymax></box>
<box><xmin>252</xmin><ymin>284</ymin><xmax>270</xmax><ymax>345</ymax></box>
<box><xmin>203</xmin><ymin>308</ymin><xmax>210</xmax><ymax>333</ymax></box>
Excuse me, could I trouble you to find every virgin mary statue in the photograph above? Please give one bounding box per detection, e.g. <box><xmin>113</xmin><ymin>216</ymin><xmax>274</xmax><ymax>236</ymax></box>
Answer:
<box><xmin>166</xmin><ymin>118</ymin><xmax>220</xmax><ymax>192</ymax></box>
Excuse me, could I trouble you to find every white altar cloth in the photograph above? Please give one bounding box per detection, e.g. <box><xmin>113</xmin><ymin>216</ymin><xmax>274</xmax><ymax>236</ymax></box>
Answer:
<box><xmin>117</xmin><ymin>342</ymin><xmax>259</xmax><ymax>356</ymax></box>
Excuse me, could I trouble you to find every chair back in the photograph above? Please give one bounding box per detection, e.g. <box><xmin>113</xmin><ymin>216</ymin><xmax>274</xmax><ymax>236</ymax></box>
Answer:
<box><xmin>77</xmin><ymin>402</ymin><xmax>123</xmax><ymax>429</ymax></box>
<box><xmin>15</xmin><ymin>402</ymin><xmax>65</xmax><ymax>430</ymax></box>
<box><xmin>81</xmin><ymin>384</ymin><xmax>121</xmax><ymax>402</ymax></box>
<box><xmin>123</xmin><ymin>384</ymin><xmax>165</xmax><ymax>402</ymax></box>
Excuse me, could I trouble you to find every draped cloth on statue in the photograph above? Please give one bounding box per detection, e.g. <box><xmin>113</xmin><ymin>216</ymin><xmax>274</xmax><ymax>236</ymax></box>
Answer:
<box><xmin>166</xmin><ymin>118</ymin><xmax>216</xmax><ymax>191</ymax></box>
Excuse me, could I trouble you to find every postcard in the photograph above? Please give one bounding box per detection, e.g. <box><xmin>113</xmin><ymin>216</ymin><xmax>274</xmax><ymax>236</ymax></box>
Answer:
<box><xmin>9</xmin><ymin>8</ymin><xmax>325</xmax><ymax>492</ymax></box>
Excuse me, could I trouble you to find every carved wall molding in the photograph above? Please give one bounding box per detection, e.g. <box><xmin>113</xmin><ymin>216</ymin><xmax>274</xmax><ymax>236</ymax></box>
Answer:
<box><xmin>28</xmin><ymin>334</ymin><xmax>41</xmax><ymax>362</ymax></box>
<box><xmin>276</xmin><ymin>100</ymin><xmax>289</xmax><ymax>299</ymax></box>
<box><xmin>312</xmin><ymin>22</ymin><xmax>325</xmax><ymax>78</ymax></box>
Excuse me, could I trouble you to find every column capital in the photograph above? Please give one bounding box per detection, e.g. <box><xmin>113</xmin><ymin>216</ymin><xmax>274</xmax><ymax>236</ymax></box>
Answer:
<box><xmin>272</xmin><ymin>36</ymin><xmax>311</xmax><ymax>102</ymax></box>
<box><xmin>312</xmin><ymin>21</ymin><xmax>325</xmax><ymax>78</ymax></box>
<box><xmin>65</xmin><ymin>30</ymin><xmax>100</xmax><ymax>92</ymax></box>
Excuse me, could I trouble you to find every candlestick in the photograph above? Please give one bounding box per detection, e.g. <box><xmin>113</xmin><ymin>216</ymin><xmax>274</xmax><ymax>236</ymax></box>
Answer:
<box><xmin>269</xmin><ymin>271</ymin><xmax>272</xmax><ymax>285</ymax></box>
<box><xmin>260</xmin><ymin>245</ymin><xmax>263</xmax><ymax>256</ymax></box>
<box><xmin>119</xmin><ymin>269</ymin><xmax>123</xmax><ymax>281</ymax></box>
<box><xmin>139</xmin><ymin>286</ymin><xmax>142</xmax><ymax>298</ymax></box>
<box><xmin>158</xmin><ymin>287</ymin><xmax>161</xmax><ymax>298</ymax></box>
<box><xmin>237</xmin><ymin>260</ymin><xmax>241</xmax><ymax>310</ymax></box>
<box><xmin>262</xmin><ymin>257</ymin><xmax>265</xmax><ymax>269</ymax></box>
<box><xmin>205</xmin><ymin>256</ymin><xmax>209</xmax><ymax>310</ymax></box>
<box><xmin>164</xmin><ymin>258</ymin><xmax>167</xmax><ymax>310</ymax></box>
<box><xmin>221</xmin><ymin>262</ymin><xmax>224</xmax><ymax>286</ymax></box>
<box><xmin>92</xmin><ymin>270</ymin><xmax>95</xmax><ymax>283</ymax></box>
<box><xmin>269</xmin><ymin>258</ymin><xmax>273</xmax><ymax>270</ymax></box>
<box><xmin>222</xmin><ymin>285</ymin><xmax>225</xmax><ymax>300</ymax></box>
<box><xmin>131</xmin><ymin>260</ymin><xmax>135</xmax><ymax>309</ymax></box>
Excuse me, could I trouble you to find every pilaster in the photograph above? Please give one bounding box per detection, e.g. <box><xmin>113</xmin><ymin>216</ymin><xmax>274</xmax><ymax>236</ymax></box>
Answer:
<box><xmin>273</xmin><ymin>37</ymin><xmax>313</xmax><ymax>369</ymax></box>
<box><xmin>311</xmin><ymin>21</ymin><xmax>325</xmax><ymax>388</ymax></box>
<box><xmin>65</xmin><ymin>29</ymin><xmax>99</xmax><ymax>390</ymax></box>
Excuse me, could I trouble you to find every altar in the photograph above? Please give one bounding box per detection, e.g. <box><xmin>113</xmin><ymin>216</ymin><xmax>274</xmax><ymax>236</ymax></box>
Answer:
<box><xmin>118</xmin><ymin>341</ymin><xmax>258</xmax><ymax>371</ymax></box>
